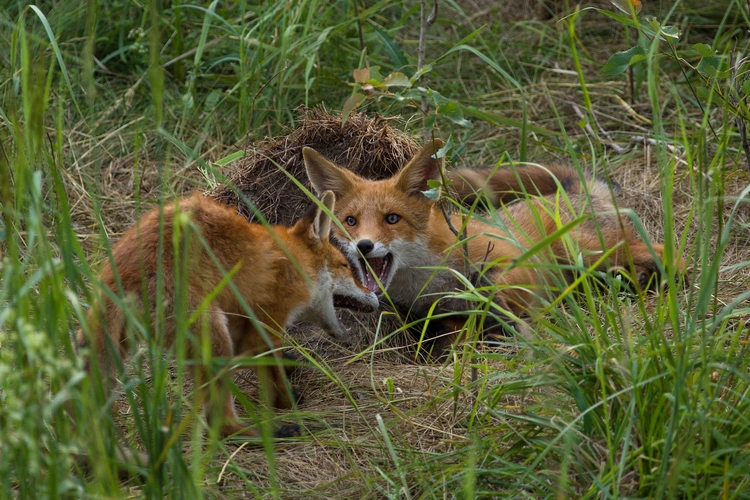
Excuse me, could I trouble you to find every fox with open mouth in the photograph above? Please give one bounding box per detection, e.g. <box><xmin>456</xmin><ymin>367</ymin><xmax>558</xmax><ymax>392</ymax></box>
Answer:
<box><xmin>302</xmin><ymin>139</ymin><xmax>684</xmax><ymax>345</ymax></box>
<box><xmin>77</xmin><ymin>191</ymin><xmax>379</xmax><ymax>439</ymax></box>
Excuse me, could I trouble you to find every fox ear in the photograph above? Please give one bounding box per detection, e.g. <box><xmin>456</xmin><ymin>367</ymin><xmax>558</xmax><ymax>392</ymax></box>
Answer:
<box><xmin>395</xmin><ymin>139</ymin><xmax>444</xmax><ymax>197</ymax></box>
<box><xmin>303</xmin><ymin>147</ymin><xmax>356</xmax><ymax>198</ymax></box>
<box><xmin>310</xmin><ymin>190</ymin><xmax>336</xmax><ymax>242</ymax></box>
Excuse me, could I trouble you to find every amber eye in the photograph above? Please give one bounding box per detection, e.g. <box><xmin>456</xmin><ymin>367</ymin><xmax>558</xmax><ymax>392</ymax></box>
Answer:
<box><xmin>385</xmin><ymin>213</ymin><xmax>401</xmax><ymax>224</ymax></box>
<box><xmin>345</xmin><ymin>215</ymin><xmax>357</xmax><ymax>226</ymax></box>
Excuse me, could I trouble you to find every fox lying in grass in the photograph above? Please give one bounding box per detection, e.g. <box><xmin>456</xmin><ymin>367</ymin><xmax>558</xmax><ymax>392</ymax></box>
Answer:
<box><xmin>77</xmin><ymin>191</ymin><xmax>378</xmax><ymax>438</ymax></box>
<box><xmin>303</xmin><ymin>140</ymin><xmax>684</xmax><ymax>347</ymax></box>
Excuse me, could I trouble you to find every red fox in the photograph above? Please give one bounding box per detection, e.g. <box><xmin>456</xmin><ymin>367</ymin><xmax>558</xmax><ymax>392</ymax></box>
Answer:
<box><xmin>302</xmin><ymin>140</ymin><xmax>684</xmax><ymax>345</ymax></box>
<box><xmin>77</xmin><ymin>192</ymin><xmax>378</xmax><ymax>438</ymax></box>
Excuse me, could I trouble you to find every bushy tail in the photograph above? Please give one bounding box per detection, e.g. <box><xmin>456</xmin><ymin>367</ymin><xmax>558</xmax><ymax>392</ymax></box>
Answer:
<box><xmin>447</xmin><ymin>164</ymin><xmax>584</xmax><ymax>206</ymax></box>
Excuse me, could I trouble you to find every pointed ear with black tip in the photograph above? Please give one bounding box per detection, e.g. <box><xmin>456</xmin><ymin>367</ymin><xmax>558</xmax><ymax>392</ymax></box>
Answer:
<box><xmin>310</xmin><ymin>191</ymin><xmax>335</xmax><ymax>243</ymax></box>
<box><xmin>394</xmin><ymin>139</ymin><xmax>445</xmax><ymax>197</ymax></box>
<box><xmin>303</xmin><ymin>147</ymin><xmax>357</xmax><ymax>198</ymax></box>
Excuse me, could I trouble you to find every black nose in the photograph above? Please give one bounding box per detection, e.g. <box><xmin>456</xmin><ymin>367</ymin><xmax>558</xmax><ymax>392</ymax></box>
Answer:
<box><xmin>357</xmin><ymin>239</ymin><xmax>374</xmax><ymax>255</ymax></box>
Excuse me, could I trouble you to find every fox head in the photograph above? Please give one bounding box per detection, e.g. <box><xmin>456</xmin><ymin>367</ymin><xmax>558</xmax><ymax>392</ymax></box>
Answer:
<box><xmin>292</xmin><ymin>190</ymin><xmax>380</xmax><ymax>339</ymax></box>
<box><xmin>302</xmin><ymin>140</ymin><xmax>445</xmax><ymax>296</ymax></box>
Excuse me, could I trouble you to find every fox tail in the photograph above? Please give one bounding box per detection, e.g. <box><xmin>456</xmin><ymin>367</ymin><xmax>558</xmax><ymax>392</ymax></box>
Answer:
<box><xmin>447</xmin><ymin>164</ymin><xmax>597</xmax><ymax>206</ymax></box>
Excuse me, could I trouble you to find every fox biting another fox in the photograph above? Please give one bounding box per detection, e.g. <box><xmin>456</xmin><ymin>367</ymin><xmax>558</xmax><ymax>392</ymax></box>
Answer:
<box><xmin>77</xmin><ymin>191</ymin><xmax>378</xmax><ymax>438</ymax></box>
<box><xmin>303</xmin><ymin>139</ymin><xmax>684</xmax><ymax>345</ymax></box>
<box><xmin>78</xmin><ymin>135</ymin><xmax>683</xmax><ymax>449</ymax></box>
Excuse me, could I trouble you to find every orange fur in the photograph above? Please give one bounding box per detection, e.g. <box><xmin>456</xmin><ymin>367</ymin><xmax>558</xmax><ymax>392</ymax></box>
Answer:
<box><xmin>303</xmin><ymin>140</ymin><xmax>684</xmax><ymax>344</ymax></box>
<box><xmin>78</xmin><ymin>192</ymin><xmax>377</xmax><ymax>438</ymax></box>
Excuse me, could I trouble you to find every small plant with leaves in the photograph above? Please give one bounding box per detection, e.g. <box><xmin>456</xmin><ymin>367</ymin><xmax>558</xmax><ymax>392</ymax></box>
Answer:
<box><xmin>598</xmin><ymin>0</ymin><xmax>750</xmax><ymax>169</ymax></box>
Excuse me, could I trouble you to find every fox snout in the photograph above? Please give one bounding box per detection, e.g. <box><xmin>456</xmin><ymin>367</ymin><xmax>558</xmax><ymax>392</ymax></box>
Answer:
<box><xmin>352</xmin><ymin>239</ymin><xmax>394</xmax><ymax>294</ymax></box>
<box><xmin>333</xmin><ymin>292</ymin><xmax>378</xmax><ymax>313</ymax></box>
<box><xmin>325</xmin><ymin>280</ymin><xmax>379</xmax><ymax>342</ymax></box>
<box><xmin>357</xmin><ymin>239</ymin><xmax>375</xmax><ymax>255</ymax></box>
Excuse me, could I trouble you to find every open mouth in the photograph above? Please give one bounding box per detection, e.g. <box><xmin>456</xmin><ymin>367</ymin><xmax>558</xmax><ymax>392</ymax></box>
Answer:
<box><xmin>359</xmin><ymin>254</ymin><xmax>393</xmax><ymax>293</ymax></box>
<box><xmin>334</xmin><ymin>294</ymin><xmax>377</xmax><ymax>313</ymax></box>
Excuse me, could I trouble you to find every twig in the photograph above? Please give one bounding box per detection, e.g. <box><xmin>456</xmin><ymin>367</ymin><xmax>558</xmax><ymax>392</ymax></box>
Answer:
<box><xmin>570</xmin><ymin>101</ymin><xmax>684</xmax><ymax>161</ymax></box>
<box><xmin>161</xmin><ymin>35</ymin><xmax>228</xmax><ymax>69</ymax></box>
<box><xmin>243</xmin><ymin>62</ymin><xmax>291</xmax><ymax>152</ymax></box>
<box><xmin>355</xmin><ymin>0</ymin><xmax>365</xmax><ymax>53</ymax></box>
<box><xmin>731</xmin><ymin>50</ymin><xmax>750</xmax><ymax>171</ymax></box>
<box><xmin>436</xmin><ymin>147</ymin><xmax>473</xmax><ymax>281</ymax></box>
<box><xmin>570</xmin><ymin>101</ymin><xmax>612</xmax><ymax>149</ymax></box>
<box><xmin>418</xmin><ymin>0</ymin><xmax>437</xmax><ymax>143</ymax></box>
<box><xmin>439</xmin><ymin>202</ymin><xmax>460</xmax><ymax>238</ymax></box>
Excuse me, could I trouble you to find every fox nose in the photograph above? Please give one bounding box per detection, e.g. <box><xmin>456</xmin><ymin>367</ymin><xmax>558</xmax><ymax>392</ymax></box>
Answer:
<box><xmin>357</xmin><ymin>239</ymin><xmax>374</xmax><ymax>256</ymax></box>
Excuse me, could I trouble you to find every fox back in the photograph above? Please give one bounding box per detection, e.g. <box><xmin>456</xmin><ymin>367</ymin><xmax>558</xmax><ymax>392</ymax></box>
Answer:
<box><xmin>303</xmin><ymin>140</ymin><xmax>683</xmax><ymax>333</ymax></box>
<box><xmin>78</xmin><ymin>192</ymin><xmax>377</xmax><ymax>438</ymax></box>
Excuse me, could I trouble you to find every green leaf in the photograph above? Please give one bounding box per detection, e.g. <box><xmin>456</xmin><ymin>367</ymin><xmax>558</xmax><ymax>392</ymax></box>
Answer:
<box><xmin>423</xmin><ymin>112</ymin><xmax>436</xmax><ymax>133</ymax></box>
<box><xmin>421</xmin><ymin>187</ymin><xmax>440</xmax><ymax>200</ymax></box>
<box><xmin>660</xmin><ymin>25</ymin><xmax>681</xmax><ymax>43</ymax></box>
<box><xmin>435</xmin><ymin>101</ymin><xmax>472</xmax><ymax>128</ymax></box>
<box><xmin>410</xmin><ymin>64</ymin><xmax>433</xmax><ymax>84</ymax></box>
<box><xmin>600</xmin><ymin>46</ymin><xmax>646</xmax><ymax>75</ymax></box>
<box><xmin>342</xmin><ymin>93</ymin><xmax>366</xmax><ymax>127</ymax></box>
<box><xmin>382</xmin><ymin>72</ymin><xmax>410</xmax><ymax>88</ymax></box>
<box><xmin>435</xmin><ymin>135</ymin><xmax>454</xmax><ymax>159</ymax></box>
<box><xmin>608</xmin><ymin>0</ymin><xmax>642</xmax><ymax>15</ymax></box>
<box><xmin>742</xmin><ymin>79</ymin><xmax>750</xmax><ymax>96</ymax></box>
<box><xmin>369</xmin><ymin>66</ymin><xmax>384</xmax><ymax>82</ymax></box>
<box><xmin>693</xmin><ymin>43</ymin><xmax>714</xmax><ymax>58</ymax></box>
<box><xmin>697</xmin><ymin>57</ymin><xmax>718</xmax><ymax>77</ymax></box>
<box><xmin>647</xmin><ymin>17</ymin><xmax>661</xmax><ymax>33</ymax></box>
<box><xmin>395</xmin><ymin>88</ymin><xmax>423</xmax><ymax>102</ymax></box>
<box><xmin>643</xmin><ymin>16</ymin><xmax>681</xmax><ymax>43</ymax></box>
<box><xmin>426</xmin><ymin>88</ymin><xmax>450</xmax><ymax>107</ymax></box>
<box><xmin>697</xmin><ymin>53</ymin><xmax>728</xmax><ymax>79</ymax></box>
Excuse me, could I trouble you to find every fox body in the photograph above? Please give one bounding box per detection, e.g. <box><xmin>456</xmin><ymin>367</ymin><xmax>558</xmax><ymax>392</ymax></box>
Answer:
<box><xmin>303</xmin><ymin>140</ymin><xmax>682</xmax><ymax>338</ymax></box>
<box><xmin>78</xmin><ymin>192</ymin><xmax>378</xmax><ymax>438</ymax></box>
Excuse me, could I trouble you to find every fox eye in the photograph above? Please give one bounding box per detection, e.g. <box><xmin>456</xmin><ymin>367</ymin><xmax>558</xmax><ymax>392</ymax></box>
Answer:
<box><xmin>385</xmin><ymin>213</ymin><xmax>401</xmax><ymax>225</ymax></box>
<box><xmin>345</xmin><ymin>215</ymin><xmax>357</xmax><ymax>226</ymax></box>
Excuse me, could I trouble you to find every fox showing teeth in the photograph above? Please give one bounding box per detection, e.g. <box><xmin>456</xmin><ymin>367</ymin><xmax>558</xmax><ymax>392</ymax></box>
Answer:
<box><xmin>302</xmin><ymin>140</ymin><xmax>684</xmax><ymax>350</ymax></box>
<box><xmin>359</xmin><ymin>255</ymin><xmax>393</xmax><ymax>293</ymax></box>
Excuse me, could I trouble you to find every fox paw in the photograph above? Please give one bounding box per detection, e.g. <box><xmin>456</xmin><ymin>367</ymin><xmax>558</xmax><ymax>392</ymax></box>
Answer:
<box><xmin>274</xmin><ymin>424</ymin><xmax>301</xmax><ymax>438</ymax></box>
<box><xmin>636</xmin><ymin>266</ymin><xmax>658</xmax><ymax>290</ymax></box>
<box><xmin>291</xmin><ymin>387</ymin><xmax>304</xmax><ymax>407</ymax></box>
<box><xmin>480</xmin><ymin>313</ymin><xmax>528</xmax><ymax>341</ymax></box>
<box><xmin>623</xmin><ymin>262</ymin><xmax>682</xmax><ymax>292</ymax></box>
<box><xmin>282</xmin><ymin>350</ymin><xmax>302</xmax><ymax>377</ymax></box>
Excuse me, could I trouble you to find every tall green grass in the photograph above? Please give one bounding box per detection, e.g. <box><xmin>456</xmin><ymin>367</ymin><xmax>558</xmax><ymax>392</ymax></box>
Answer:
<box><xmin>1</xmin><ymin>0</ymin><xmax>749</xmax><ymax>498</ymax></box>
